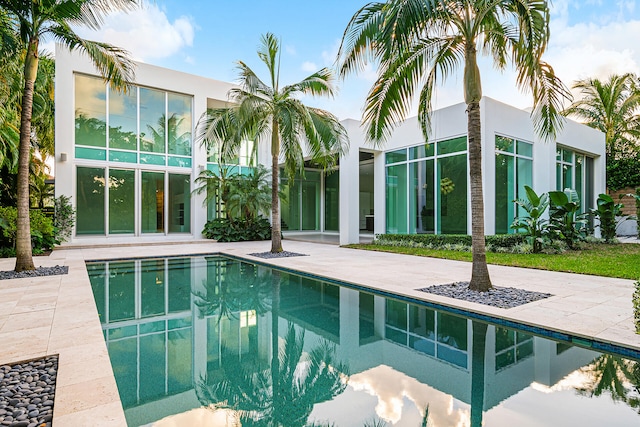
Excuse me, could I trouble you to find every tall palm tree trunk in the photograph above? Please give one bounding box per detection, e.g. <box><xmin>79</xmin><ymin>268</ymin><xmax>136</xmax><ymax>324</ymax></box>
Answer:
<box><xmin>270</xmin><ymin>121</ymin><xmax>283</xmax><ymax>253</ymax></box>
<box><xmin>467</xmin><ymin>101</ymin><xmax>491</xmax><ymax>291</ymax></box>
<box><xmin>15</xmin><ymin>40</ymin><xmax>38</xmax><ymax>272</ymax></box>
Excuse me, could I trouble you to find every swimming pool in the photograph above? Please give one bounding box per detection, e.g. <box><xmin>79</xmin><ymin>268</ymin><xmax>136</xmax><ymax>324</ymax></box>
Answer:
<box><xmin>87</xmin><ymin>254</ymin><xmax>640</xmax><ymax>426</ymax></box>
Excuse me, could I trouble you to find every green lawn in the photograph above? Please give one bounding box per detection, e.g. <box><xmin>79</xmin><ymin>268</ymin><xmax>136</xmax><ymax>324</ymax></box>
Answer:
<box><xmin>345</xmin><ymin>242</ymin><xmax>640</xmax><ymax>280</ymax></box>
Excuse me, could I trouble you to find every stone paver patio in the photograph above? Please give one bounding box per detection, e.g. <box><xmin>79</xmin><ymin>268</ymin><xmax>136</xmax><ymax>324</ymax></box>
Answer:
<box><xmin>0</xmin><ymin>240</ymin><xmax>638</xmax><ymax>426</ymax></box>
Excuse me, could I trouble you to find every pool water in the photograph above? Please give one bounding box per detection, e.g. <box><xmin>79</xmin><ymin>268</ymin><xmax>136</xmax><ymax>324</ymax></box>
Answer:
<box><xmin>87</xmin><ymin>255</ymin><xmax>640</xmax><ymax>427</ymax></box>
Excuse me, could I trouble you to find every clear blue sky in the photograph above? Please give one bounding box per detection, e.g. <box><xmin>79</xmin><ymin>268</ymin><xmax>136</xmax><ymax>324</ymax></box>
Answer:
<box><xmin>56</xmin><ymin>0</ymin><xmax>640</xmax><ymax>120</ymax></box>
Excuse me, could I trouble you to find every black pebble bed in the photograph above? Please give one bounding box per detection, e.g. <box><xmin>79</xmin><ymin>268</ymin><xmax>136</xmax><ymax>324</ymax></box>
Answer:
<box><xmin>249</xmin><ymin>251</ymin><xmax>309</xmax><ymax>259</ymax></box>
<box><xmin>0</xmin><ymin>266</ymin><xmax>68</xmax><ymax>281</ymax></box>
<box><xmin>418</xmin><ymin>282</ymin><xmax>552</xmax><ymax>309</ymax></box>
<box><xmin>0</xmin><ymin>355</ymin><xmax>57</xmax><ymax>427</ymax></box>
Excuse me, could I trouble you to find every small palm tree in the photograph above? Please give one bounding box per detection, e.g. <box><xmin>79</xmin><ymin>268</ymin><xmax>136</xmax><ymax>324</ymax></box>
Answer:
<box><xmin>1</xmin><ymin>0</ymin><xmax>136</xmax><ymax>271</ymax></box>
<box><xmin>197</xmin><ymin>33</ymin><xmax>349</xmax><ymax>253</ymax></box>
<box><xmin>338</xmin><ymin>0</ymin><xmax>570</xmax><ymax>291</ymax></box>
<box><xmin>563</xmin><ymin>73</ymin><xmax>640</xmax><ymax>161</ymax></box>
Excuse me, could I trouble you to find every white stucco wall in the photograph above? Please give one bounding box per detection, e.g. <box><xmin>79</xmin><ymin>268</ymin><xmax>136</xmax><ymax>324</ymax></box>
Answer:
<box><xmin>340</xmin><ymin>97</ymin><xmax>606</xmax><ymax>243</ymax></box>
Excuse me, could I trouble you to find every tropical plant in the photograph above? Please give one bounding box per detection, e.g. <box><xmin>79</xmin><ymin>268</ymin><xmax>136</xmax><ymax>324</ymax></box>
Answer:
<box><xmin>1</xmin><ymin>0</ymin><xmax>137</xmax><ymax>271</ymax></box>
<box><xmin>195</xmin><ymin>165</ymin><xmax>276</xmax><ymax>241</ymax></box>
<box><xmin>563</xmin><ymin>73</ymin><xmax>640</xmax><ymax>161</ymax></box>
<box><xmin>337</xmin><ymin>0</ymin><xmax>569</xmax><ymax>291</ymax></box>
<box><xmin>591</xmin><ymin>193</ymin><xmax>624</xmax><ymax>243</ymax></box>
<box><xmin>226</xmin><ymin>166</ymin><xmax>272</xmax><ymax>222</ymax></box>
<box><xmin>548</xmin><ymin>189</ymin><xmax>588</xmax><ymax>249</ymax></box>
<box><xmin>0</xmin><ymin>206</ymin><xmax>56</xmax><ymax>255</ymax></box>
<box><xmin>202</xmin><ymin>217</ymin><xmax>271</xmax><ymax>242</ymax></box>
<box><xmin>196</xmin><ymin>33</ymin><xmax>349</xmax><ymax>253</ymax></box>
<box><xmin>511</xmin><ymin>186</ymin><xmax>550</xmax><ymax>253</ymax></box>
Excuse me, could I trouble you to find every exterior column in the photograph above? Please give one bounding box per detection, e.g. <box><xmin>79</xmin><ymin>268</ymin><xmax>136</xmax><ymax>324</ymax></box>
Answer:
<box><xmin>373</xmin><ymin>151</ymin><xmax>386</xmax><ymax>235</ymax></box>
<box><xmin>340</xmin><ymin>144</ymin><xmax>360</xmax><ymax>245</ymax></box>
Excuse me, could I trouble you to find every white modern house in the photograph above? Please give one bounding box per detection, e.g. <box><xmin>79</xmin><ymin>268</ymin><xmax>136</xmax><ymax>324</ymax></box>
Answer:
<box><xmin>54</xmin><ymin>47</ymin><xmax>606</xmax><ymax>246</ymax></box>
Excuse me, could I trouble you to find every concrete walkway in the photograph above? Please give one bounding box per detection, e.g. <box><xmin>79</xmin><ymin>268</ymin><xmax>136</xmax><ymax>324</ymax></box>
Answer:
<box><xmin>0</xmin><ymin>240</ymin><xmax>638</xmax><ymax>426</ymax></box>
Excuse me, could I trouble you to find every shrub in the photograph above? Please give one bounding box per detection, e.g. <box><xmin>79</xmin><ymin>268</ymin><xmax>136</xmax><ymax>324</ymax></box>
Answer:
<box><xmin>0</xmin><ymin>206</ymin><xmax>56</xmax><ymax>255</ymax></box>
<box><xmin>373</xmin><ymin>233</ymin><xmax>526</xmax><ymax>253</ymax></box>
<box><xmin>590</xmin><ymin>193</ymin><xmax>624</xmax><ymax>243</ymax></box>
<box><xmin>54</xmin><ymin>195</ymin><xmax>75</xmax><ymax>243</ymax></box>
<box><xmin>203</xmin><ymin>217</ymin><xmax>271</xmax><ymax>242</ymax></box>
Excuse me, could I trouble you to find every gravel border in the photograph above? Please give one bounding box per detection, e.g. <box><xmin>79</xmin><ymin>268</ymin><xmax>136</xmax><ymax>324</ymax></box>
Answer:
<box><xmin>248</xmin><ymin>251</ymin><xmax>309</xmax><ymax>259</ymax></box>
<box><xmin>418</xmin><ymin>282</ymin><xmax>552</xmax><ymax>309</ymax></box>
<box><xmin>0</xmin><ymin>355</ymin><xmax>57</xmax><ymax>427</ymax></box>
<box><xmin>0</xmin><ymin>266</ymin><xmax>68</xmax><ymax>281</ymax></box>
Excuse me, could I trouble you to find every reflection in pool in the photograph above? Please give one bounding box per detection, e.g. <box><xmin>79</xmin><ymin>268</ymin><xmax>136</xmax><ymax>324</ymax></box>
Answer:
<box><xmin>87</xmin><ymin>255</ymin><xmax>640</xmax><ymax>426</ymax></box>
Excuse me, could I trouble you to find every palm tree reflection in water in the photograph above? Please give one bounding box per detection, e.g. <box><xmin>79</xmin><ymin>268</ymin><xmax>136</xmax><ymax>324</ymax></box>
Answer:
<box><xmin>196</xmin><ymin>323</ymin><xmax>349</xmax><ymax>427</ymax></box>
<box><xmin>195</xmin><ymin>264</ymin><xmax>349</xmax><ymax>426</ymax></box>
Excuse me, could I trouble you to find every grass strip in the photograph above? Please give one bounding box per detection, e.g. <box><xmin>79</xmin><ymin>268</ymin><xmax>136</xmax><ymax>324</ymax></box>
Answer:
<box><xmin>344</xmin><ymin>243</ymin><xmax>640</xmax><ymax>280</ymax></box>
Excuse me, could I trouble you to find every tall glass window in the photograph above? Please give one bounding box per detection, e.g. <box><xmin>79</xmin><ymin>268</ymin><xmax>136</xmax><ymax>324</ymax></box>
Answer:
<box><xmin>386</xmin><ymin>163</ymin><xmax>408</xmax><ymax>233</ymax></box>
<box><xmin>139</xmin><ymin>88</ymin><xmax>166</xmax><ymax>154</ymax></box>
<box><xmin>325</xmin><ymin>170</ymin><xmax>340</xmax><ymax>231</ymax></box>
<box><xmin>168</xmin><ymin>174</ymin><xmax>191</xmax><ymax>233</ymax></box>
<box><xmin>556</xmin><ymin>147</ymin><xmax>594</xmax><ymax>212</ymax></box>
<box><xmin>438</xmin><ymin>153</ymin><xmax>467</xmax><ymax>234</ymax></box>
<box><xmin>76</xmin><ymin>167</ymin><xmax>105</xmax><ymax>235</ymax></box>
<box><xmin>142</xmin><ymin>172</ymin><xmax>165</xmax><ymax>233</ymax></box>
<box><xmin>108</xmin><ymin>169</ymin><xmax>135</xmax><ymax>234</ymax></box>
<box><xmin>495</xmin><ymin>136</ymin><xmax>533</xmax><ymax>234</ymax></box>
<box><xmin>410</xmin><ymin>159</ymin><xmax>435</xmax><ymax>233</ymax></box>
<box><xmin>109</xmin><ymin>87</ymin><xmax>137</xmax><ymax>151</ymax></box>
<box><xmin>280</xmin><ymin>170</ymin><xmax>321</xmax><ymax>231</ymax></box>
<box><xmin>75</xmin><ymin>75</ymin><xmax>106</xmax><ymax>148</ymax></box>
<box><xmin>387</xmin><ymin>137</ymin><xmax>467</xmax><ymax>235</ymax></box>
<box><xmin>167</xmin><ymin>93</ymin><xmax>192</xmax><ymax>156</ymax></box>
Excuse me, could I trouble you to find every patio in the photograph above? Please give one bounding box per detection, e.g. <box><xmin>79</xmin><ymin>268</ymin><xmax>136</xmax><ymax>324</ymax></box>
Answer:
<box><xmin>0</xmin><ymin>240</ymin><xmax>637</xmax><ymax>426</ymax></box>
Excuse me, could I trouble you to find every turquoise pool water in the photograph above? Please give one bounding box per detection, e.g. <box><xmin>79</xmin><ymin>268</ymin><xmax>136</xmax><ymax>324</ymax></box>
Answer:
<box><xmin>87</xmin><ymin>254</ymin><xmax>640</xmax><ymax>427</ymax></box>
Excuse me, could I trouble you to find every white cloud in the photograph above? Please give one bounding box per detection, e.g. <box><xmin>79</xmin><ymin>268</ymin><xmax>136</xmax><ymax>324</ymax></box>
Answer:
<box><xmin>74</xmin><ymin>1</ymin><xmax>194</xmax><ymax>62</ymax></box>
<box><xmin>285</xmin><ymin>45</ymin><xmax>297</xmax><ymax>55</ymax></box>
<box><xmin>301</xmin><ymin>61</ymin><xmax>318</xmax><ymax>72</ymax></box>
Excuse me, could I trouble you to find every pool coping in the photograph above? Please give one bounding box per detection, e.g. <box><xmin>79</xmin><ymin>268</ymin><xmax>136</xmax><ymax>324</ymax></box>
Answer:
<box><xmin>1</xmin><ymin>240</ymin><xmax>639</xmax><ymax>426</ymax></box>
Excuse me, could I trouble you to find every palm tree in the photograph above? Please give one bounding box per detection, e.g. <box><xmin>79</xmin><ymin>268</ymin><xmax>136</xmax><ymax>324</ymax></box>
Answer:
<box><xmin>337</xmin><ymin>0</ymin><xmax>569</xmax><ymax>291</ymax></box>
<box><xmin>563</xmin><ymin>73</ymin><xmax>640</xmax><ymax>161</ymax></box>
<box><xmin>197</xmin><ymin>33</ymin><xmax>349</xmax><ymax>253</ymax></box>
<box><xmin>1</xmin><ymin>0</ymin><xmax>136</xmax><ymax>271</ymax></box>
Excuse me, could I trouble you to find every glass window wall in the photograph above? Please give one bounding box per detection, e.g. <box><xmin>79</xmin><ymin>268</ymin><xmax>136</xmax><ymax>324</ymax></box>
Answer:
<box><xmin>140</xmin><ymin>88</ymin><xmax>166</xmax><ymax>154</ymax></box>
<box><xmin>495</xmin><ymin>136</ymin><xmax>533</xmax><ymax>234</ymax></box>
<box><xmin>76</xmin><ymin>167</ymin><xmax>106</xmax><ymax>235</ymax></box>
<box><xmin>109</xmin><ymin>87</ymin><xmax>137</xmax><ymax>151</ymax></box>
<box><xmin>386</xmin><ymin>137</ymin><xmax>468</xmax><ymax>235</ymax></box>
<box><xmin>108</xmin><ymin>169</ymin><xmax>135</xmax><ymax>234</ymax></box>
<box><xmin>74</xmin><ymin>74</ymin><xmax>193</xmax><ymax>167</ymax></box>
<box><xmin>324</xmin><ymin>170</ymin><xmax>340</xmax><ymax>231</ymax></box>
<box><xmin>142</xmin><ymin>172</ymin><xmax>165</xmax><ymax>233</ymax></box>
<box><xmin>75</xmin><ymin>75</ymin><xmax>106</xmax><ymax>148</ymax></box>
<box><xmin>168</xmin><ymin>174</ymin><xmax>191</xmax><ymax>233</ymax></box>
<box><xmin>280</xmin><ymin>170</ymin><xmax>321</xmax><ymax>231</ymax></box>
<box><xmin>556</xmin><ymin>147</ymin><xmax>594</xmax><ymax>212</ymax></box>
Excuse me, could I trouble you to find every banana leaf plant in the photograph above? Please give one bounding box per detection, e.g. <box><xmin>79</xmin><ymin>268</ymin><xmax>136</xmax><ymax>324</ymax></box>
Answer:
<box><xmin>511</xmin><ymin>186</ymin><xmax>549</xmax><ymax>253</ymax></box>
<box><xmin>591</xmin><ymin>194</ymin><xmax>625</xmax><ymax>243</ymax></box>
<box><xmin>548</xmin><ymin>188</ymin><xmax>589</xmax><ymax>249</ymax></box>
